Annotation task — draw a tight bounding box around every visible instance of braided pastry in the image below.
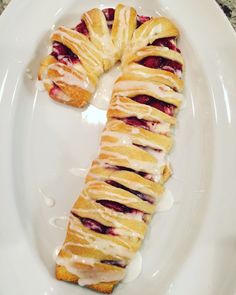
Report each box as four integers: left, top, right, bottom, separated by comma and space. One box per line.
39, 4, 184, 294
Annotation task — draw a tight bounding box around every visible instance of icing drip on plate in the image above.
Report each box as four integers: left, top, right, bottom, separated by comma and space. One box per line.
157, 189, 174, 212
91, 65, 121, 110
39, 188, 55, 208
122, 251, 142, 283
49, 216, 68, 230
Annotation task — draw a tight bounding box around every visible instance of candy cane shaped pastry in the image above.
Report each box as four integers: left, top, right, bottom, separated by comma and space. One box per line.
37, 4, 185, 294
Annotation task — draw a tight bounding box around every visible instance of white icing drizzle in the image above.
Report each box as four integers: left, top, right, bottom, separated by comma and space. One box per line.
84, 185, 140, 205
67, 252, 98, 266
68, 214, 135, 259
49, 216, 68, 230
53, 245, 62, 261
99, 134, 167, 176
122, 251, 142, 283
101, 130, 133, 147
144, 147, 167, 168
115, 6, 131, 55
102, 127, 166, 153
48, 63, 95, 92
100, 147, 160, 175
156, 189, 174, 212
35, 80, 45, 91
127, 21, 163, 56
69, 167, 88, 177
113, 80, 183, 102
83, 12, 117, 65
72, 207, 143, 239
110, 98, 172, 133
84, 12, 93, 25
106, 174, 157, 199
126, 63, 180, 90
52, 27, 103, 73
26, 68, 34, 80
107, 20, 114, 26
146, 120, 171, 134
73, 62, 88, 74
73, 203, 143, 222
131, 127, 140, 134
91, 65, 121, 110
39, 188, 55, 208
147, 24, 162, 40
56, 255, 125, 286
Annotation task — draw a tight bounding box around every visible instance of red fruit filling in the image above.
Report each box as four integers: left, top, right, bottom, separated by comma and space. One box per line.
134, 143, 162, 153
122, 117, 150, 130
72, 213, 116, 235
137, 15, 151, 28
102, 8, 115, 29
139, 56, 182, 74
51, 42, 80, 65
49, 82, 61, 97
121, 117, 166, 135
101, 260, 126, 268
106, 180, 155, 204
132, 95, 176, 116
97, 199, 141, 214
104, 164, 156, 183
152, 37, 181, 53
75, 20, 89, 36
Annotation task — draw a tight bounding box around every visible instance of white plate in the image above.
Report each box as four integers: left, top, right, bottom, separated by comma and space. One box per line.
1, 0, 236, 294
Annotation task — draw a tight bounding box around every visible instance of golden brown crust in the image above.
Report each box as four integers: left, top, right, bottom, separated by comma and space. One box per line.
82, 8, 119, 70
122, 45, 184, 69
56, 265, 116, 293
104, 119, 173, 151
107, 96, 176, 126
85, 161, 164, 198
123, 63, 184, 92
113, 76, 183, 107
111, 4, 137, 58
51, 26, 104, 76
122, 17, 179, 66
46, 6, 185, 294
38, 55, 97, 108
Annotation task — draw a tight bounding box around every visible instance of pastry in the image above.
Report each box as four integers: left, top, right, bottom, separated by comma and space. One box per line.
111, 4, 137, 58
39, 3, 185, 293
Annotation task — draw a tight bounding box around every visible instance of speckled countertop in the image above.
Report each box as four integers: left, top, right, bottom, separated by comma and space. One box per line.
0, 0, 236, 29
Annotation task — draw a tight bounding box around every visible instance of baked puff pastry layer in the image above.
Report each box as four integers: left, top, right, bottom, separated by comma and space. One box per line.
39, 3, 185, 294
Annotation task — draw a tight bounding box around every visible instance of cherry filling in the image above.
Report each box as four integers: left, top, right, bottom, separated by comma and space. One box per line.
75, 20, 89, 36
49, 82, 61, 97
122, 117, 163, 134
122, 117, 150, 130
102, 8, 115, 29
132, 95, 176, 116
104, 164, 156, 183
101, 260, 126, 268
72, 213, 116, 235
106, 180, 155, 204
97, 199, 141, 214
134, 143, 162, 153
139, 56, 182, 75
51, 42, 80, 65
152, 37, 181, 53
136, 15, 151, 28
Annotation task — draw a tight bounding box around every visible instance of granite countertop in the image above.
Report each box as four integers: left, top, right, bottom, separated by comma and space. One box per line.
0, 0, 236, 29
